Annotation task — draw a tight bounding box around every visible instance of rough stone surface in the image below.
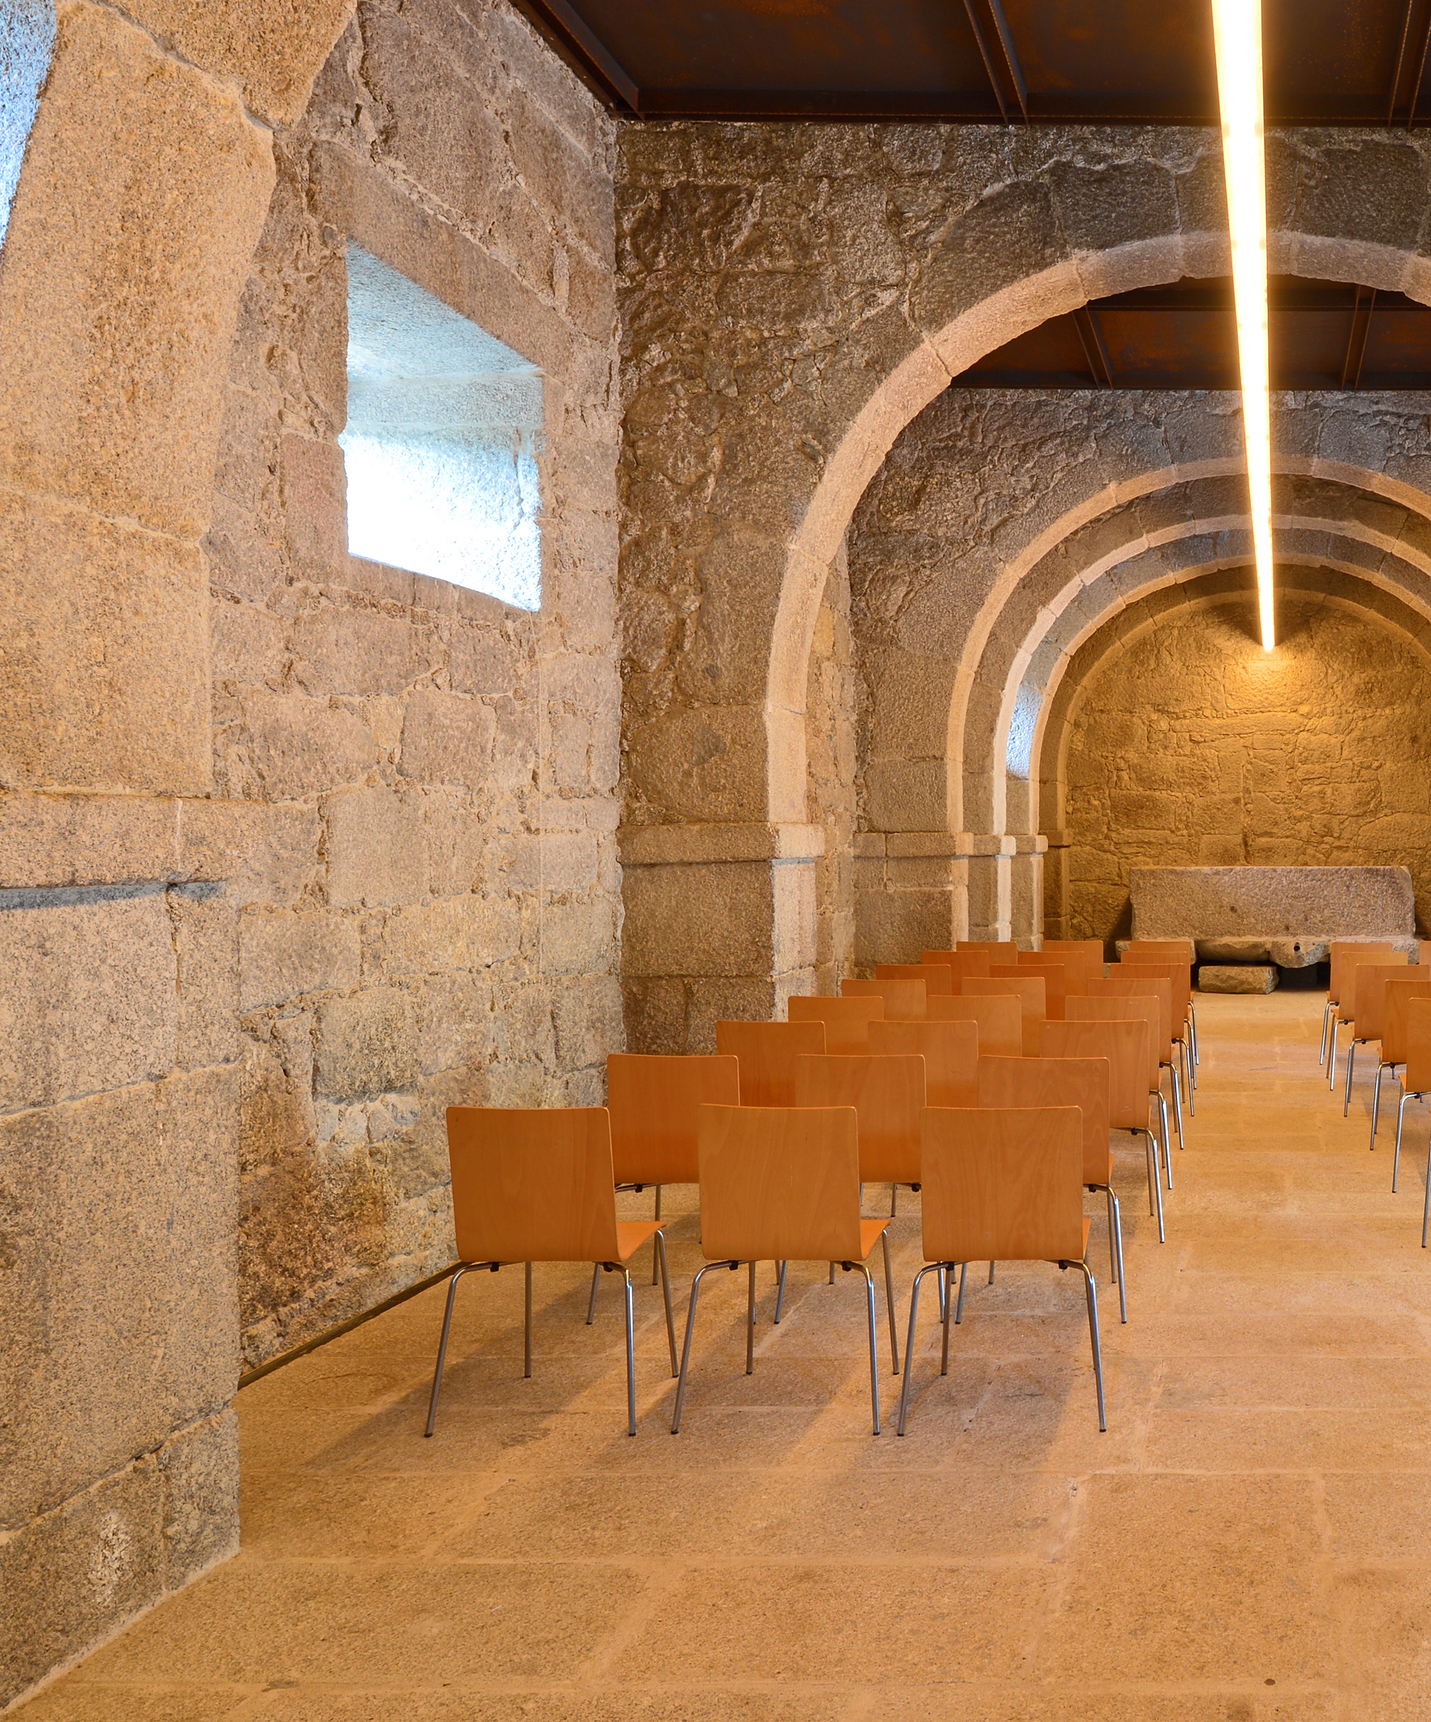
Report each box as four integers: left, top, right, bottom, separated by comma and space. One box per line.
1198, 963, 1280, 993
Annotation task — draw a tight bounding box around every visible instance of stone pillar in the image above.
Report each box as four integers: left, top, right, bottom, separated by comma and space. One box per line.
1042, 828, 1071, 941
852, 833, 975, 970
620, 823, 824, 1051
1010, 835, 1048, 949
966, 835, 1017, 941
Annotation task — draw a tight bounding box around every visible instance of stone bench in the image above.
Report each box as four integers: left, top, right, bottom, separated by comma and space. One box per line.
1127, 865, 1417, 992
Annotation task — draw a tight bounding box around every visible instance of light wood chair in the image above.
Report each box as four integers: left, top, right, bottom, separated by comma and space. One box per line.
1084, 975, 1180, 1147
877, 961, 953, 994
1330, 951, 1409, 1096
1324, 941, 1397, 1071
977, 1053, 1126, 1322
1047, 1015, 1165, 1241
961, 973, 1046, 1055
1044, 938, 1106, 983
1374, 976, 1431, 1151
927, 993, 1022, 1057
996, 957, 1069, 1019
672, 1103, 896, 1433
789, 994, 884, 1054
842, 976, 927, 1021
1019, 950, 1087, 999
959, 940, 1020, 961
1118, 959, 1195, 1111
869, 1018, 979, 1106
896, 1105, 1106, 1435
606, 1051, 740, 1290
1341, 959, 1412, 1116
922, 948, 993, 985
716, 1019, 826, 1105
1127, 938, 1199, 1066
428, 1106, 679, 1438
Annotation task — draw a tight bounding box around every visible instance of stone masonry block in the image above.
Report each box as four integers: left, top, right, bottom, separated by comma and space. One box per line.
325, 785, 429, 908
0, 885, 178, 1114
239, 906, 361, 1009
400, 691, 499, 786
169, 884, 239, 1070
0, 2, 274, 538
314, 988, 420, 1099
379, 895, 521, 976
0, 486, 212, 796
622, 859, 778, 980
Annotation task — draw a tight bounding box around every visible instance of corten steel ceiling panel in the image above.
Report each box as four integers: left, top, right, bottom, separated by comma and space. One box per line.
514, 0, 1431, 122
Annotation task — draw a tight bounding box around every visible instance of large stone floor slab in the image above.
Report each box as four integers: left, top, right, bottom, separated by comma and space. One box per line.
19, 990, 1431, 1720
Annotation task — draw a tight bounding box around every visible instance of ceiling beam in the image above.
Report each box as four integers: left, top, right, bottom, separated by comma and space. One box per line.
507, 0, 640, 112
1341, 287, 1377, 389
962, 0, 1010, 124
985, 0, 1031, 123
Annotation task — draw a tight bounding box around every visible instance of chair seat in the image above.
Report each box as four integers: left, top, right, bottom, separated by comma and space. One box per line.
615, 1219, 664, 1262
859, 1216, 892, 1260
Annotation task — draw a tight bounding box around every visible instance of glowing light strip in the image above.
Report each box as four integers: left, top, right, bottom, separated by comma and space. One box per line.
1211, 0, 1275, 649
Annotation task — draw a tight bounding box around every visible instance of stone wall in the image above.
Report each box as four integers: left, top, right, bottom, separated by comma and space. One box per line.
0, 0, 620, 1705
1056, 594, 1431, 944
804, 540, 857, 993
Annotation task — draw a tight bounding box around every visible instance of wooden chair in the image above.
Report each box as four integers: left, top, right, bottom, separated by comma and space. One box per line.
922, 948, 993, 985
789, 994, 884, 1054
1049, 1015, 1165, 1241
842, 976, 927, 1021
1019, 950, 1086, 1000
877, 961, 953, 994
896, 1105, 1106, 1435
1044, 938, 1106, 983
606, 1051, 740, 1289
927, 993, 1022, 1057
1373, 976, 1431, 1151
716, 1019, 825, 1105
996, 957, 1069, 1019
1118, 960, 1194, 1112
428, 1106, 679, 1438
959, 940, 1019, 961
673, 1103, 896, 1433
1330, 951, 1409, 1095
1324, 941, 1397, 1071
961, 973, 1046, 1056
1341, 960, 1412, 1117
977, 1053, 1126, 1322
1127, 939, 1199, 1066
869, 1018, 979, 1106
1085, 974, 1181, 1146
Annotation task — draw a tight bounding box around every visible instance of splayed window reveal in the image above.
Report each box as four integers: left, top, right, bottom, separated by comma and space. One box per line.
0, 0, 55, 253
1006, 682, 1040, 782
340, 244, 544, 611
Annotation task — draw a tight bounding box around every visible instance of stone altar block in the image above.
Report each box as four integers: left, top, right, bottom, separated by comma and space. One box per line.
1130, 866, 1416, 967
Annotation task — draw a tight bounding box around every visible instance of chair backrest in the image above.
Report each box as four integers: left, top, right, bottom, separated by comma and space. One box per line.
1351, 961, 1414, 1041
1117, 960, 1190, 1032
788, 994, 884, 1054
841, 976, 927, 1020
959, 940, 1020, 961
1019, 950, 1086, 997
1042, 1017, 1151, 1131
1383, 975, 1431, 1063
1330, 940, 1397, 1003
716, 1019, 826, 1106
1407, 999, 1431, 1092
961, 974, 1046, 1055
926, 993, 1022, 1058
869, 1018, 979, 1106
696, 1103, 863, 1262
876, 961, 953, 995
446, 1106, 619, 1264
976, 1053, 1111, 1186
1067, 994, 1161, 1090
793, 1053, 926, 1184
995, 957, 1068, 1019
1126, 938, 1196, 964
1043, 938, 1106, 981
922, 948, 992, 983
919, 1105, 1085, 1265
607, 1053, 741, 1185
1338, 949, 1409, 1024
1086, 974, 1172, 1059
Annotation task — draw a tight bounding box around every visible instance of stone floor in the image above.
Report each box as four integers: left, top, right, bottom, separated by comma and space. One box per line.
19, 990, 1431, 1720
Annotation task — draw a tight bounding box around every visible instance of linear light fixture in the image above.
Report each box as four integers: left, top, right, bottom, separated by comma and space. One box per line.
1211, 0, 1276, 650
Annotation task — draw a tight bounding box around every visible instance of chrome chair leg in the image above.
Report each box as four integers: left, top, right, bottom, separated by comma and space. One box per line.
1072, 1259, 1108, 1431
671, 1259, 735, 1433
1162, 1065, 1181, 1141
1329, 1020, 1339, 1090
1142, 1127, 1166, 1242
654, 1230, 678, 1375
1157, 1094, 1174, 1189
937, 1264, 947, 1321
1372, 1062, 1392, 1150
953, 1259, 968, 1327
1169, 1059, 1187, 1142
1103, 1184, 1127, 1323
897, 1263, 944, 1435
988, 1261, 996, 1284
1179, 1036, 1195, 1114
425, 1261, 494, 1437
524, 1261, 533, 1380
651, 1185, 662, 1285
1190, 1001, 1200, 1068
1394, 1089, 1423, 1192
1320, 997, 1333, 1066
1422, 1133, 1431, 1248
746, 1260, 757, 1375
774, 1259, 789, 1323
1344, 1038, 1359, 1116
1143, 1126, 1157, 1217
881, 1229, 900, 1373
586, 1262, 600, 1325
854, 1260, 881, 1434
621, 1267, 637, 1436
890, 1183, 898, 1217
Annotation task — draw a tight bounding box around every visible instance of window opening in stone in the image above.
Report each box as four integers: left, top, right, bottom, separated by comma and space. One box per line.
340, 243, 544, 610
0, 0, 57, 254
